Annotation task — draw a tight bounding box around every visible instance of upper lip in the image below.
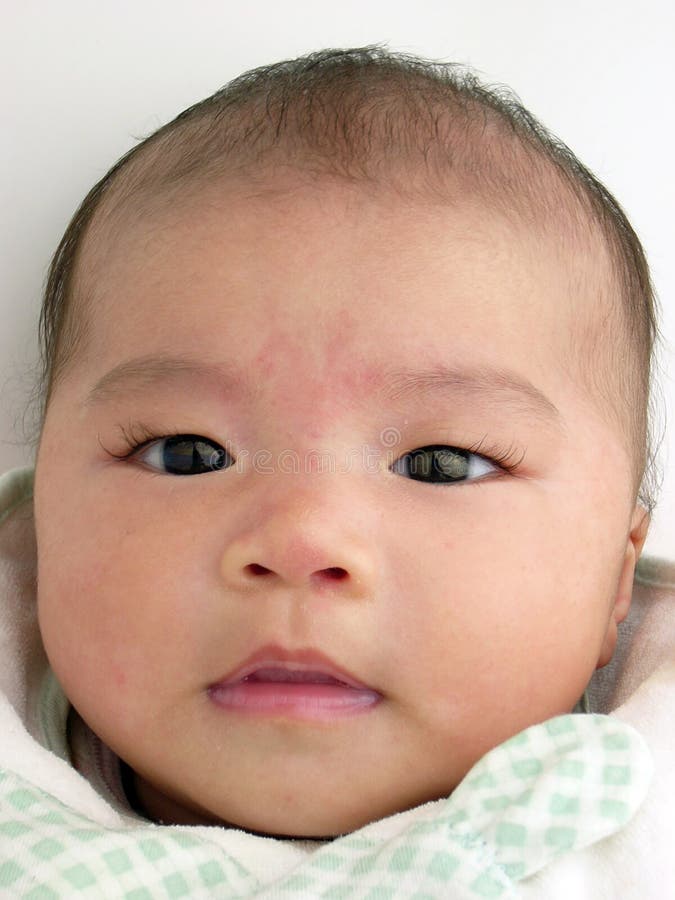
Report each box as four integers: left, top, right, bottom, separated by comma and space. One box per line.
211, 643, 375, 690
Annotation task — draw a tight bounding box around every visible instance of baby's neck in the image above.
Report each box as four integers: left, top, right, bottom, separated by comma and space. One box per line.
126, 762, 333, 839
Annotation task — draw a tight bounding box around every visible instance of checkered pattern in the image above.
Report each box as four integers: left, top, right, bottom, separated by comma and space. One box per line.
0, 713, 652, 898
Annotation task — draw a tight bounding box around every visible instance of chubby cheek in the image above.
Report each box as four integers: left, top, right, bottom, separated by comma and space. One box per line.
394, 594, 590, 782
36, 492, 212, 740
393, 487, 611, 754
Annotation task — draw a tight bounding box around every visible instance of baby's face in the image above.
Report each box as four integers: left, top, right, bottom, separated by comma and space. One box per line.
35, 177, 646, 837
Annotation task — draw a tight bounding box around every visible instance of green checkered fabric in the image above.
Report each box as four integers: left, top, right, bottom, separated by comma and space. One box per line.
0, 713, 652, 898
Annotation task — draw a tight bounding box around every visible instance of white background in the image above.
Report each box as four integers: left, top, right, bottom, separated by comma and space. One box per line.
1, 0, 673, 557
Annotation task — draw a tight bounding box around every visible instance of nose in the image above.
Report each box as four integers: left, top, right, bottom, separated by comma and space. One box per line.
219, 482, 377, 600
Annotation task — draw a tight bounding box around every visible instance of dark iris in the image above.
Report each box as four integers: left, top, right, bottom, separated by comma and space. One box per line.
398, 445, 470, 483
161, 436, 230, 475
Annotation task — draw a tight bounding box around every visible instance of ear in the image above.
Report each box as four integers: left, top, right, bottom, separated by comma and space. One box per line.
595, 504, 651, 669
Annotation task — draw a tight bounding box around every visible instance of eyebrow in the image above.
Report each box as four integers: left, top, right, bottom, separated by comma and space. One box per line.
84, 355, 255, 406
380, 363, 561, 425
84, 353, 562, 426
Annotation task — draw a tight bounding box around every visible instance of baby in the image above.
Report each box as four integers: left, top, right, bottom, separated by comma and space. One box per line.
1, 45, 672, 898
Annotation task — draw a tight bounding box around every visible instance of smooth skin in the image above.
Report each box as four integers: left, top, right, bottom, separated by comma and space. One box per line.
34, 178, 649, 837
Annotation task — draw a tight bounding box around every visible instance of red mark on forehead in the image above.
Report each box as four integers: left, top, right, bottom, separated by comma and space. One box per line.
244, 305, 402, 439
250, 306, 369, 396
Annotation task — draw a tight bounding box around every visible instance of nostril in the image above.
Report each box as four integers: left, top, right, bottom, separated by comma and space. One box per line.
244, 564, 348, 580
246, 563, 273, 576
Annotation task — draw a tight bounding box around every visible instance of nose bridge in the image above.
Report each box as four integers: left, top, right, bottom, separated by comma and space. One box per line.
219, 468, 378, 595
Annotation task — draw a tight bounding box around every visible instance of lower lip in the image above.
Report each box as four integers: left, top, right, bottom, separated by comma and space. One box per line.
208, 682, 381, 720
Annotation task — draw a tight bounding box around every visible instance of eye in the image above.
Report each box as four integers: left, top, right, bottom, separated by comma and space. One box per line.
391, 444, 498, 484
137, 434, 233, 476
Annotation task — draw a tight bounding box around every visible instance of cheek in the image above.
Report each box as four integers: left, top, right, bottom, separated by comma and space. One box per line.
35, 491, 213, 724
390, 484, 613, 715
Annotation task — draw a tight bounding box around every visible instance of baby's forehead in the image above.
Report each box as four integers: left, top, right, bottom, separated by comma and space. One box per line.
84, 173, 610, 380
72, 115, 618, 389
80, 166, 616, 390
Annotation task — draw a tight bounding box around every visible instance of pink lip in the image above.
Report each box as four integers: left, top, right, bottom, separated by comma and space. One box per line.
207, 644, 382, 720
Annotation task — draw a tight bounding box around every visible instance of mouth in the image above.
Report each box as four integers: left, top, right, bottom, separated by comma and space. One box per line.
207, 644, 382, 720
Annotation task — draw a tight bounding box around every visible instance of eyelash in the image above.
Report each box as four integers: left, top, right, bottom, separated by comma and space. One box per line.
458, 436, 525, 474
100, 422, 526, 477
100, 422, 185, 460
